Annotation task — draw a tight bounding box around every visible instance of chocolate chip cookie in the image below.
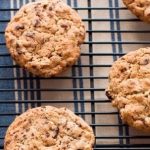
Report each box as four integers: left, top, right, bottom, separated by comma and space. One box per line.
123, 0, 150, 23
5, 0, 85, 77
106, 47, 150, 132
4, 106, 95, 150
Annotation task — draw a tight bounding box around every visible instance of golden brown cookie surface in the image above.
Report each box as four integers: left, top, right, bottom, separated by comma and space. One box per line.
106, 48, 150, 131
5, 0, 85, 77
123, 0, 150, 23
4, 106, 95, 150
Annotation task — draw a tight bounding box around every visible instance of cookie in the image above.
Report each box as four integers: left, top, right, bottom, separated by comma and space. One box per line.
4, 106, 95, 150
106, 47, 150, 132
5, 0, 85, 77
123, 0, 150, 23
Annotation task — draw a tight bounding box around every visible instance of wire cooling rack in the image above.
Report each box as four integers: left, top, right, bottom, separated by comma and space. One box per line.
1, 0, 150, 149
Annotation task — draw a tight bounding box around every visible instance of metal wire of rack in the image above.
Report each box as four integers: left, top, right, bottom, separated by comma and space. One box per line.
1, 0, 150, 149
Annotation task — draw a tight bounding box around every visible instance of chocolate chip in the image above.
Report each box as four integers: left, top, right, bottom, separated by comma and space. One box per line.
32, 65, 37, 69
16, 50, 22, 55
5, 141, 10, 146
15, 25, 24, 30
36, 12, 41, 17
23, 10, 27, 14
43, 4, 47, 9
139, 58, 149, 65
58, 53, 62, 57
61, 24, 68, 29
120, 67, 127, 72
105, 90, 113, 101
46, 132, 50, 138
31, 133, 34, 136
49, 7, 52, 11
14, 135, 18, 139
25, 128, 30, 132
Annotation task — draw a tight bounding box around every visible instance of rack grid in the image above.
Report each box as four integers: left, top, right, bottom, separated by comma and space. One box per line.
1, 0, 150, 149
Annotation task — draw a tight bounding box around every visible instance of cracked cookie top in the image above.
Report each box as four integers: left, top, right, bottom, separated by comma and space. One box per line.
106, 48, 150, 131
123, 0, 150, 23
5, 0, 85, 77
4, 106, 95, 150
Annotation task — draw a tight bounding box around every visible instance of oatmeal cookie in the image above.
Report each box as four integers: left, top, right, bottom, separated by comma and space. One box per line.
4, 106, 95, 150
5, 0, 85, 77
106, 47, 150, 131
123, 0, 150, 23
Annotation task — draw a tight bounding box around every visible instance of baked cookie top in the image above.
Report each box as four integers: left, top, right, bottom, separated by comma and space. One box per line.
5, 106, 95, 150
5, 0, 85, 77
123, 0, 150, 23
106, 48, 150, 131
